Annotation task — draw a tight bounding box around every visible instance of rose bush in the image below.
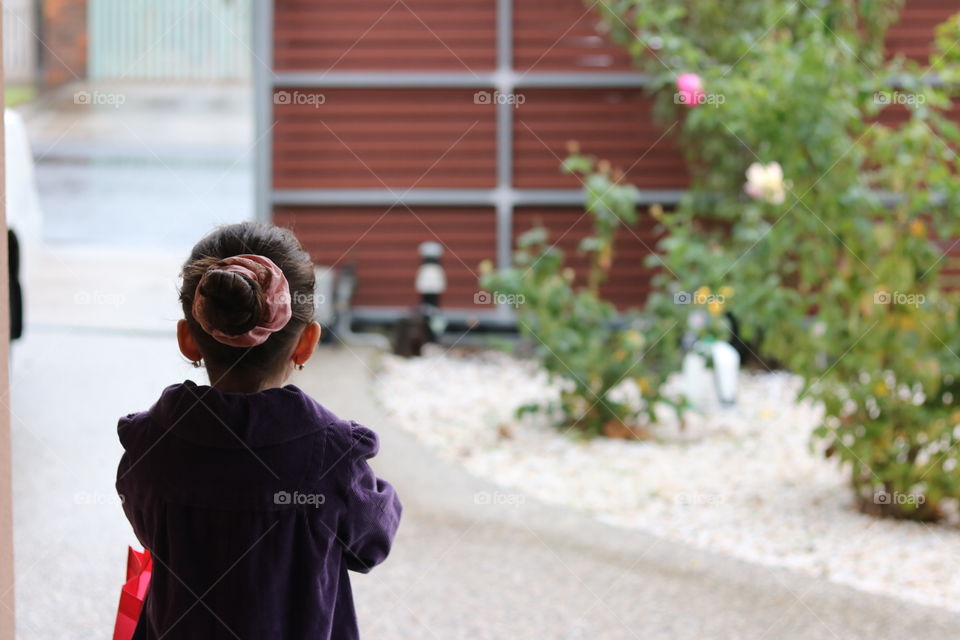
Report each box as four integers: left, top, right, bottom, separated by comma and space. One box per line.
480, 153, 682, 437
592, 0, 960, 519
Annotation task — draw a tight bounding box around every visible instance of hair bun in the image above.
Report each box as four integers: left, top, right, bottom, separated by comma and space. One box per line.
190, 254, 293, 347
196, 268, 265, 336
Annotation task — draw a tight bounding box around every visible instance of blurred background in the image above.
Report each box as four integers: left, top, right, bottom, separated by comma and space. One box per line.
4, 0, 951, 316
5, 1, 960, 639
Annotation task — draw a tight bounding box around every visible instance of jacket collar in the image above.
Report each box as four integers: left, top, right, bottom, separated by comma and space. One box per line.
150, 380, 331, 449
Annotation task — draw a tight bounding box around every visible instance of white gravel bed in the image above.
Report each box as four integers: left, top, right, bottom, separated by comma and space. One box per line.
374, 346, 960, 611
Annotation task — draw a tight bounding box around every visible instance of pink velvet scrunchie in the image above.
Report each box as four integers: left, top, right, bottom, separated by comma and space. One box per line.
191, 254, 292, 347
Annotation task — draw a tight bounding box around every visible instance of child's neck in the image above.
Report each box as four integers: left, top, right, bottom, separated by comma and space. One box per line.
205, 368, 289, 394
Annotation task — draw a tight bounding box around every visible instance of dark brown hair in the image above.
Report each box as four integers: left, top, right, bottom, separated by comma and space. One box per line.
179, 222, 315, 375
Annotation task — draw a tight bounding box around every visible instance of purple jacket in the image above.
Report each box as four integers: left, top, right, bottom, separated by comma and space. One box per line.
116, 381, 402, 639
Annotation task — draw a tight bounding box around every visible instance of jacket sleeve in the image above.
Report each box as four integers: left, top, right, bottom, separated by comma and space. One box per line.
335, 422, 402, 573
116, 414, 154, 550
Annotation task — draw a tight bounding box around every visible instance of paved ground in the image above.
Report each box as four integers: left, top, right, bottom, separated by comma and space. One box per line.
10, 82, 960, 638
7, 249, 960, 639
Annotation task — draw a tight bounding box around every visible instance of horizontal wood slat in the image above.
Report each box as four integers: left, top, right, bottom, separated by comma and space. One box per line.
272, 0, 956, 71
514, 89, 687, 189
275, 206, 496, 308
513, 0, 635, 72
273, 0, 496, 71
886, 2, 958, 61
513, 207, 663, 309
272, 89, 497, 189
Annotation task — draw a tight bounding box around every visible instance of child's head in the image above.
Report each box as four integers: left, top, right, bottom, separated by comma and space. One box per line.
177, 222, 321, 390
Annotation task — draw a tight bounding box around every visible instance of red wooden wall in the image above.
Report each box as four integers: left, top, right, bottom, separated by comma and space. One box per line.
270, 0, 959, 311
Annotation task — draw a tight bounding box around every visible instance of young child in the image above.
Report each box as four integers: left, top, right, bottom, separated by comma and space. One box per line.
116, 222, 402, 639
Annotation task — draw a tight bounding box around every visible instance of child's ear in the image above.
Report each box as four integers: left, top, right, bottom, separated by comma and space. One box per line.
292, 322, 322, 366
177, 319, 204, 363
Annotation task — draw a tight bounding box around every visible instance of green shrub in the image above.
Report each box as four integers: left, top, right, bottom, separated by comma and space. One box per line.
593, 0, 960, 519
480, 155, 681, 437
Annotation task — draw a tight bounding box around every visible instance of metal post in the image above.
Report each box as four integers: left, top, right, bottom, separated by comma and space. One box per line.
253, 0, 274, 223
495, 0, 514, 275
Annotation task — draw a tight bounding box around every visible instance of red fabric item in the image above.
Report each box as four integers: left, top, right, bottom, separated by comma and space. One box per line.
113, 547, 152, 640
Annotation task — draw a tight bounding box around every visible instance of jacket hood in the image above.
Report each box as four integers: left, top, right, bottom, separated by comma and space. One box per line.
121, 380, 332, 451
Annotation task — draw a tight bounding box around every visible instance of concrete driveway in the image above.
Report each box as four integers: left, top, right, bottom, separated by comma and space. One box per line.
9, 254, 960, 638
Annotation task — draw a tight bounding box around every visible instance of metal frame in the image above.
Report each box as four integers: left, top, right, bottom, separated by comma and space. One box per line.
253, 0, 662, 320
271, 188, 686, 208
253, 0, 657, 258
253, 0, 274, 224
272, 70, 653, 89
249, 0, 686, 324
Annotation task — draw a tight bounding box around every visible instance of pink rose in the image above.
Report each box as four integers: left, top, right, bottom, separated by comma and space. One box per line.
676, 73, 704, 107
